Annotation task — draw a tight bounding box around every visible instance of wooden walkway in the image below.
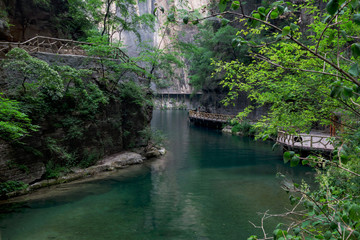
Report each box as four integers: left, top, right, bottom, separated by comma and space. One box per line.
0, 35, 130, 63
189, 110, 235, 124
189, 110, 335, 152
277, 130, 335, 151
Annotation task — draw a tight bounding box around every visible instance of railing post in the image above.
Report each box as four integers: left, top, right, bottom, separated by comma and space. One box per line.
310, 136, 313, 148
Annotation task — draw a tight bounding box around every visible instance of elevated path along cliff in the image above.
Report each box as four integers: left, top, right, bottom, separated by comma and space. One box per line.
0, 35, 130, 63
189, 110, 335, 152
188, 110, 235, 128
0, 35, 147, 78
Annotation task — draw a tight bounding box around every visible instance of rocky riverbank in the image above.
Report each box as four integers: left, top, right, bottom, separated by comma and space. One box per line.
2, 147, 166, 200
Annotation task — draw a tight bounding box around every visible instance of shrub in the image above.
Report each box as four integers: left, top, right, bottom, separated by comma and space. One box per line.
120, 81, 152, 107
45, 160, 69, 179
231, 121, 255, 136
0, 181, 28, 196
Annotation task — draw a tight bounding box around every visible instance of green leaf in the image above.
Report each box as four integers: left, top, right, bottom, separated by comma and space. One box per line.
221, 18, 230, 27
341, 154, 350, 164
302, 159, 309, 165
290, 23, 299, 31
354, 14, 360, 25
272, 143, 278, 151
258, 6, 266, 15
349, 205, 360, 221
219, 0, 228, 12
277, 5, 285, 15
183, 16, 189, 24
326, 0, 339, 15
290, 155, 300, 167
270, 11, 279, 19
192, 19, 199, 25
253, 12, 261, 20
293, 228, 301, 236
323, 231, 332, 240
351, 43, 360, 58
231, 1, 240, 10
167, 13, 175, 22
282, 26, 291, 36
330, 221, 337, 230
330, 85, 341, 98
342, 87, 353, 99
283, 151, 295, 163
351, 0, 360, 9
273, 229, 284, 238
159, 6, 165, 13
338, 30, 347, 40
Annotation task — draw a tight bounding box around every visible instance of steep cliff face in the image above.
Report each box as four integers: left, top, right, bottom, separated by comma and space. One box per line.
0, 0, 85, 42
0, 52, 153, 184
118, 0, 210, 94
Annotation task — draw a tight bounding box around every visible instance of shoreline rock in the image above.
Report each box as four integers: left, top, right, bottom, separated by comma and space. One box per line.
3, 148, 166, 200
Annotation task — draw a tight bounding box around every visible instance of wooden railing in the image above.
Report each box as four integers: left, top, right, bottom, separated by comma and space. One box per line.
277, 130, 335, 151
189, 110, 235, 123
0, 36, 129, 63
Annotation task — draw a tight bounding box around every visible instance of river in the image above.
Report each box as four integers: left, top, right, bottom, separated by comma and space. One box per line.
0, 110, 314, 240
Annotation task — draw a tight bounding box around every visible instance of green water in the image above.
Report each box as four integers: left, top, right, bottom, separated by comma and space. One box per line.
0, 110, 314, 240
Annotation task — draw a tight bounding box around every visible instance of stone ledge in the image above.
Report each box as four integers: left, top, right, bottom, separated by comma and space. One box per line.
3, 149, 166, 200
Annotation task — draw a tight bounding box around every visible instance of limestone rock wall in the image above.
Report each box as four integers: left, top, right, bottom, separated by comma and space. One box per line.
0, 53, 153, 184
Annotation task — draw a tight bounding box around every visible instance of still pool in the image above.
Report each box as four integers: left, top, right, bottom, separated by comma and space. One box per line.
0, 110, 314, 240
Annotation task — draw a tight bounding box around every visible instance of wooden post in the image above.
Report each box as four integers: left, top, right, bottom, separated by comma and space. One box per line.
310, 136, 313, 148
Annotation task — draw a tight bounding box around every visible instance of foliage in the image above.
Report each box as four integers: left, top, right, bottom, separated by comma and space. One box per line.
178, 0, 360, 239
181, 22, 249, 91
0, 94, 38, 141
70, 0, 155, 40
139, 127, 166, 147
135, 42, 185, 88
231, 120, 256, 136
2, 48, 64, 100
1, 48, 114, 170
80, 148, 103, 168
46, 137, 77, 167
120, 81, 152, 107
0, 181, 28, 196
45, 160, 70, 179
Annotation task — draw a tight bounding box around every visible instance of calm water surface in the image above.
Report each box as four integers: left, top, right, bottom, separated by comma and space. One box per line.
0, 110, 313, 240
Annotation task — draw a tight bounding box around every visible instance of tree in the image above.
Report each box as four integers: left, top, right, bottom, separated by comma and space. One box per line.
176, 0, 360, 239
0, 94, 38, 141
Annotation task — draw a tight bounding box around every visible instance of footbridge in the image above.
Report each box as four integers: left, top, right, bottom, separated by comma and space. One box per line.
189, 110, 335, 152
188, 110, 235, 128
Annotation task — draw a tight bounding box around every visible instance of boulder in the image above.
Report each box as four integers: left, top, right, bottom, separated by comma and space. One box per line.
0, 19, 12, 41
145, 147, 161, 159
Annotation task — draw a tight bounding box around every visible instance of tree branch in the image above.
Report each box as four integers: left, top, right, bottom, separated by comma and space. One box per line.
315, 0, 352, 54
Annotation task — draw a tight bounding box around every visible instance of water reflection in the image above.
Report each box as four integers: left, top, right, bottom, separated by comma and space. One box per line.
0, 110, 314, 240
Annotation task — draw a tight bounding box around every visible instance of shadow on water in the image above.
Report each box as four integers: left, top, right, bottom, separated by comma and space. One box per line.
0, 110, 315, 240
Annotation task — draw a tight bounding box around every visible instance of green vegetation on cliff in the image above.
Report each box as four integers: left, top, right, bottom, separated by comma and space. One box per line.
0, 47, 152, 181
